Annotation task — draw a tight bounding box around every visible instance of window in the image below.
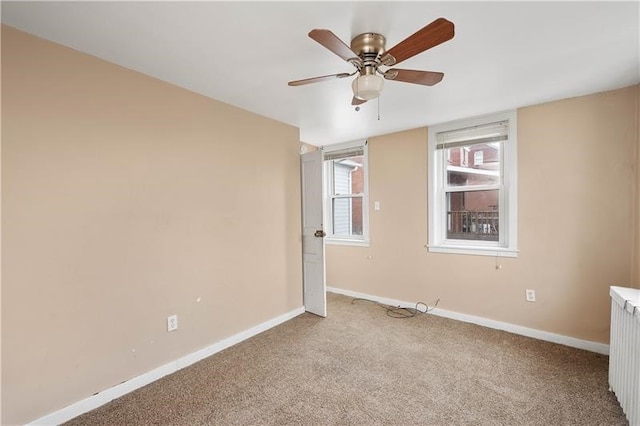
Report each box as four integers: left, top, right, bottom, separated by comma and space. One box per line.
428, 111, 517, 257
323, 141, 369, 246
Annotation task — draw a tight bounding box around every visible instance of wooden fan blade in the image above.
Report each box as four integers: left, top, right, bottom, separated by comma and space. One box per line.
309, 29, 360, 62
384, 69, 444, 86
381, 18, 454, 66
352, 97, 367, 106
288, 73, 351, 87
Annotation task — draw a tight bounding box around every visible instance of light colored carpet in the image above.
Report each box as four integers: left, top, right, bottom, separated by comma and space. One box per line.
65, 292, 627, 425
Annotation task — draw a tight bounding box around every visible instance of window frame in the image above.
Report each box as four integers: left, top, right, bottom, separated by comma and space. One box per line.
323, 140, 370, 247
428, 111, 518, 257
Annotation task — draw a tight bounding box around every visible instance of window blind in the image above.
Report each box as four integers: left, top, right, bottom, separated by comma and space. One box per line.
436, 120, 508, 150
323, 146, 364, 161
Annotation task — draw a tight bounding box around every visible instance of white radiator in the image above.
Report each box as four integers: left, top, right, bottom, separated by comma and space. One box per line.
609, 286, 640, 426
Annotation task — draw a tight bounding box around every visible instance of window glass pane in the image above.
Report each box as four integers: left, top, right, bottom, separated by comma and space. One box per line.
446, 190, 499, 241
332, 197, 363, 237
446, 143, 500, 187
332, 156, 364, 195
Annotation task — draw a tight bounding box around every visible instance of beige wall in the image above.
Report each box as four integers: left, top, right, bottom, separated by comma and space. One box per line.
1, 26, 303, 425
327, 85, 638, 344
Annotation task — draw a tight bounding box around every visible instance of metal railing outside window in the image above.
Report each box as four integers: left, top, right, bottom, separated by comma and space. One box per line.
447, 210, 499, 241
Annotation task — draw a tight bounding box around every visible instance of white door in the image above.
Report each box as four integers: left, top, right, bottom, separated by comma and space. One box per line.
301, 150, 326, 317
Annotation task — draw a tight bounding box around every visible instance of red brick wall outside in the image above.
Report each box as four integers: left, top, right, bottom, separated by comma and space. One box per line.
350, 155, 364, 235
447, 145, 499, 212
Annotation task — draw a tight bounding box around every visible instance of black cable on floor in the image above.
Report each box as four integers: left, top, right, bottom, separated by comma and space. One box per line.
351, 298, 439, 318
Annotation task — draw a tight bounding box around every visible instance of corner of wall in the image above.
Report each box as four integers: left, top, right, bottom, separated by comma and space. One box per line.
0, 22, 4, 425
635, 84, 640, 288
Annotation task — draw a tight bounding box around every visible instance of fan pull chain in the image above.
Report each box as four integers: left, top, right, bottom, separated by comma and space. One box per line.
377, 96, 381, 121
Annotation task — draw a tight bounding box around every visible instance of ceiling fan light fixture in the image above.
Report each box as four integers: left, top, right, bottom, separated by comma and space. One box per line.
352, 74, 384, 100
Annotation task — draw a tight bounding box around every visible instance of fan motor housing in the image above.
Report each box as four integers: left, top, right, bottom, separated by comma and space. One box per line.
350, 33, 386, 58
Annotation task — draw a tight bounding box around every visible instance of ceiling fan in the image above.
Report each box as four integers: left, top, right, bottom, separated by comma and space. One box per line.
288, 18, 455, 106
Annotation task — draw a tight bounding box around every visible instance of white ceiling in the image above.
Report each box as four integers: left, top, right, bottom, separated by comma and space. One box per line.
2, 1, 639, 146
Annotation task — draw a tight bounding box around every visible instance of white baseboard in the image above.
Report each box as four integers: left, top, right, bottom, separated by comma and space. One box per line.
327, 286, 609, 355
29, 287, 610, 425
27, 306, 306, 426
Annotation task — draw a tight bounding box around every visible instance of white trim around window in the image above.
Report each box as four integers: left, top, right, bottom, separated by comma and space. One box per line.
428, 111, 518, 257
323, 139, 370, 247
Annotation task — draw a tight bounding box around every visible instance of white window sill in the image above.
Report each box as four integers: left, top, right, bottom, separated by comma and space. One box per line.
325, 238, 370, 248
428, 244, 518, 258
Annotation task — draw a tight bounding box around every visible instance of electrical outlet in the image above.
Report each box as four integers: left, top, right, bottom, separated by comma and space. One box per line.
525, 289, 536, 302
167, 314, 178, 332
